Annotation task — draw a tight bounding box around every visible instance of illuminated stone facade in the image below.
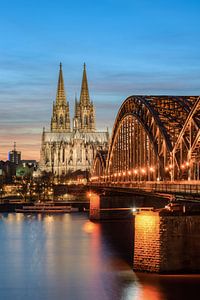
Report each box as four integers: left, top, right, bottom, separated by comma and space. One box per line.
40, 63, 109, 176
134, 211, 200, 273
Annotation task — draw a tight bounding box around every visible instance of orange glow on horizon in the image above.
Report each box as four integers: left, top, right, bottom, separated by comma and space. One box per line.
0, 133, 41, 161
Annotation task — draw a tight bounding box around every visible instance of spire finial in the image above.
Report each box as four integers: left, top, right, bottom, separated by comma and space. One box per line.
80, 63, 90, 105
14, 142, 16, 151
56, 63, 66, 103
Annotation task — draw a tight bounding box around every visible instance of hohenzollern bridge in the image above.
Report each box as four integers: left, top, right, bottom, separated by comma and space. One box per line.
91, 95, 200, 195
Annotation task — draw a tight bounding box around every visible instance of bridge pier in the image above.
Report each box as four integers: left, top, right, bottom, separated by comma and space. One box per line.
89, 192, 100, 220
89, 190, 200, 273
89, 190, 168, 220
134, 210, 200, 273
89, 192, 135, 220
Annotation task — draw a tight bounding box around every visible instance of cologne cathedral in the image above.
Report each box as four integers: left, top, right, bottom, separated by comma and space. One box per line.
40, 63, 109, 176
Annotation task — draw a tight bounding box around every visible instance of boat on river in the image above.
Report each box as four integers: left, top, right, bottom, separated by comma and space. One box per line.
15, 203, 73, 213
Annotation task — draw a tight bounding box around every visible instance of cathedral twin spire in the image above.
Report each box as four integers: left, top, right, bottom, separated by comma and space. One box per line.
80, 63, 90, 106
51, 63, 95, 133
56, 63, 66, 104
51, 63, 70, 132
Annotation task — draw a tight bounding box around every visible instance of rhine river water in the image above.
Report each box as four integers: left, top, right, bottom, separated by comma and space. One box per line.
0, 212, 200, 300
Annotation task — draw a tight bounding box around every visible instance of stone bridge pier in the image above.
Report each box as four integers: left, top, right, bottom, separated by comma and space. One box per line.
89, 191, 200, 273
89, 190, 168, 221
134, 210, 200, 273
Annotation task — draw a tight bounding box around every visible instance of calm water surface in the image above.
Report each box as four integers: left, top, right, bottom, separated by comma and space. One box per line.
0, 213, 200, 300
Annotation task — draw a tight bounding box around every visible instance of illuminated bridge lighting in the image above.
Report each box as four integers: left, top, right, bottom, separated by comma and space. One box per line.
91, 95, 200, 183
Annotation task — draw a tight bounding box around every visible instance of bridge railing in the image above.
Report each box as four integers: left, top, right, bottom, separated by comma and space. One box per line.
90, 180, 200, 195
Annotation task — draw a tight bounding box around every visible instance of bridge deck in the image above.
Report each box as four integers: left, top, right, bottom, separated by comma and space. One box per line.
90, 181, 200, 200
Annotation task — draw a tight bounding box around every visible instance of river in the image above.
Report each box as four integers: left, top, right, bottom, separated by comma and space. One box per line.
0, 213, 200, 300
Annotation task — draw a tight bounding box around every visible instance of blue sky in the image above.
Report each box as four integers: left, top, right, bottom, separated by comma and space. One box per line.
0, 0, 200, 159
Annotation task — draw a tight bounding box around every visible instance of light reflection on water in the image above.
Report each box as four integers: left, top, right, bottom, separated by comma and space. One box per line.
0, 213, 200, 300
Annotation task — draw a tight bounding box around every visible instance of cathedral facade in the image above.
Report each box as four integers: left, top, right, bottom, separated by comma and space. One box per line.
40, 63, 109, 176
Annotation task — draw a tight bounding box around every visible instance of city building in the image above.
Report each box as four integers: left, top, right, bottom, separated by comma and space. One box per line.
40, 63, 109, 176
8, 142, 21, 165
16, 160, 38, 178
0, 160, 16, 183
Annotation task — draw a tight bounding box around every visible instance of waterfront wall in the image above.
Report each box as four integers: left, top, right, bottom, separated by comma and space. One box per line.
134, 211, 200, 273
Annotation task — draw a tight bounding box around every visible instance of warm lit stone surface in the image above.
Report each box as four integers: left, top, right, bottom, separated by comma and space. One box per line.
134, 211, 200, 273
89, 193, 100, 220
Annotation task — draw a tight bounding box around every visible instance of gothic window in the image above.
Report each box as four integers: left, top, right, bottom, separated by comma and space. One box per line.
84, 115, 88, 125
74, 119, 78, 128
60, 115, 64, 125
63, 147, 65, 163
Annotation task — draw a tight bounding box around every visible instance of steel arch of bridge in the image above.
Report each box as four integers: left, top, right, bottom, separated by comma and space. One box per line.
92, 95, 200, 183
92, 150, 107, 180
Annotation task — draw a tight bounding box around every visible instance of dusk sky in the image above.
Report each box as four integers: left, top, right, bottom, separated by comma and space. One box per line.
0, 0, 200, 160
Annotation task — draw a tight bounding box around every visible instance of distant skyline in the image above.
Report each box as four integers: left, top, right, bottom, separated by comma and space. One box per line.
0, 0, 200, 160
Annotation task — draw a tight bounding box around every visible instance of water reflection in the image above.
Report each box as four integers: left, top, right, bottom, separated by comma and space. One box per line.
0, 213, 200, 300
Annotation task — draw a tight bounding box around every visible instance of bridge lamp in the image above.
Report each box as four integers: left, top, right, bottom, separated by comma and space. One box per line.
134, 170, 138, 175
165, 167, 169, 171
114, 173, 117, 177
118, 173, 121, 176
169, 164, 172, 169
128, 171, 131, 175
149, 167, 154, 172
181, 164, 185, 169
132, 207, 137, 213
123, 172, 126, 176
141, 169, 145, 174
186, 162, 189, 167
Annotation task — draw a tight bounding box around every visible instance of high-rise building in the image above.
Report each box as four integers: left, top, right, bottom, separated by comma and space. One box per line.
8, 142, 21, 165
40, 63, 109, 176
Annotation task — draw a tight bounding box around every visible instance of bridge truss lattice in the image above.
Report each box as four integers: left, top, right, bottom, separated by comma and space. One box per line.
92, 95, 200, 182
